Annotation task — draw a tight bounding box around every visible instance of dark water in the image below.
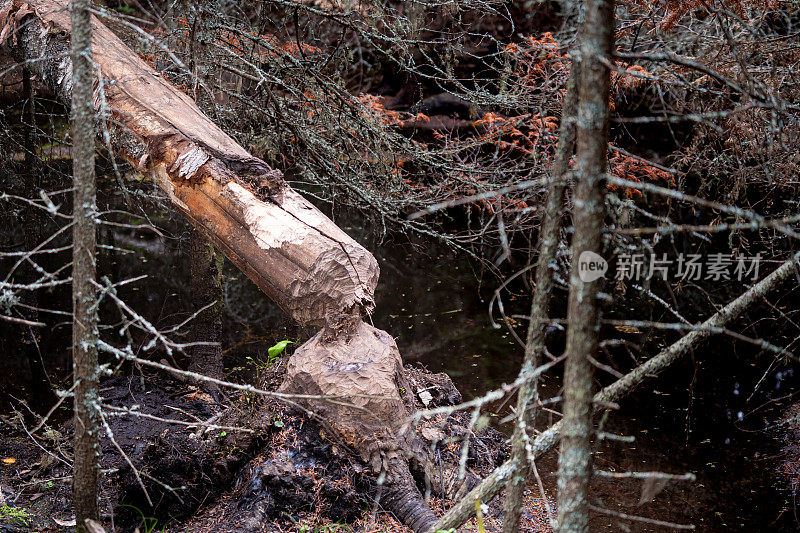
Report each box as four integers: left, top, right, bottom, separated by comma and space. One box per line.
369, 239, 521, 397
350, 215, 800, 531
2, 172, 799, 531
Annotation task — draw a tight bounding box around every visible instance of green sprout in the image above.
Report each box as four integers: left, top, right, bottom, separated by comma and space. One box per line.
268, 339, 293, 358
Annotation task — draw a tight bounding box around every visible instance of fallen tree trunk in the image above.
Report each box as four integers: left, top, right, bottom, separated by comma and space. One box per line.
1, 2, 440, 529
1, 0, 377, 328
428, 252, 800, 533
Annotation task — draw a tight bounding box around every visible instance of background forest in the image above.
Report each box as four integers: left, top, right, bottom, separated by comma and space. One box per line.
1, 0, 799, 531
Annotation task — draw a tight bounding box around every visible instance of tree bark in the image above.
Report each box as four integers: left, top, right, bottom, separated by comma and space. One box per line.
427, 253, 799, 533
70, 0, 100, 530
279, 315, 439, 532
21, 66, 37, 173
502, 65, 579, 533
188, 229, 224, 389
556, 1, 614, 531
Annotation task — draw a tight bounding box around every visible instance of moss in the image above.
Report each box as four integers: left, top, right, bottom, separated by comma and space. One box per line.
0, 505, 32, 526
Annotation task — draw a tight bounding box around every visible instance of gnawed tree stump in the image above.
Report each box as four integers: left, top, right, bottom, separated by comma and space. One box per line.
280, 314, 438, 532
281, 316, 407, 463
170, 367, 504, 533
0, 1, 442, 529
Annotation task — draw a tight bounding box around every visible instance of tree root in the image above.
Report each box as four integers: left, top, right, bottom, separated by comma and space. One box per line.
377, 456, 438, 533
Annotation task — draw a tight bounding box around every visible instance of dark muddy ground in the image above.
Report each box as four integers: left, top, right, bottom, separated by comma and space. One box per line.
3, 347, 799, 532
1, 366, 538, 533
1, 373, 265, 532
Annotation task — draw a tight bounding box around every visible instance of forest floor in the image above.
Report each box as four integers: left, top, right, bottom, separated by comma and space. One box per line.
0, 365, 557, 533
4, 362, 783, 532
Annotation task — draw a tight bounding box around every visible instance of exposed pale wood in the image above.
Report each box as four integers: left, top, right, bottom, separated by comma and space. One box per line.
279, 314, 439, 532
1, 0, 378, 326
280, 315, 407, 462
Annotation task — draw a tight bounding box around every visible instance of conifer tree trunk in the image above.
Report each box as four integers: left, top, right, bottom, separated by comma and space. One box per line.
70, 0, 100, 530
502, 64, 579, 533
556, 1, 614, 532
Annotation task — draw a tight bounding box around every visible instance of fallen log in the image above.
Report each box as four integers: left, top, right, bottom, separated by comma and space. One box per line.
1, 0, 377, 328
1, 1, 439, 529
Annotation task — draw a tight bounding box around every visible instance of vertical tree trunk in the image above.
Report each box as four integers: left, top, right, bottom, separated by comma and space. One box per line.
502, 65, 580, 533
556, 1, 614, 532
188, 228, 224, 389
70, 0, 100, 530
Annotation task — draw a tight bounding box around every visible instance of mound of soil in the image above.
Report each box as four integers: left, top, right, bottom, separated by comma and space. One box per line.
1, 373, 271, 531
1, 363, 520, 532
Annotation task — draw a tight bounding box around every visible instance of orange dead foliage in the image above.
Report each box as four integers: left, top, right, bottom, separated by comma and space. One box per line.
357, 94, 405, 126
217, 29, 322, 61
623, 0, 780, 31
504, 32, 568, 88
138, 17, 321, 78
609, 152, 675, 198
344, 32, 663, 211
474, 112, 559, 156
